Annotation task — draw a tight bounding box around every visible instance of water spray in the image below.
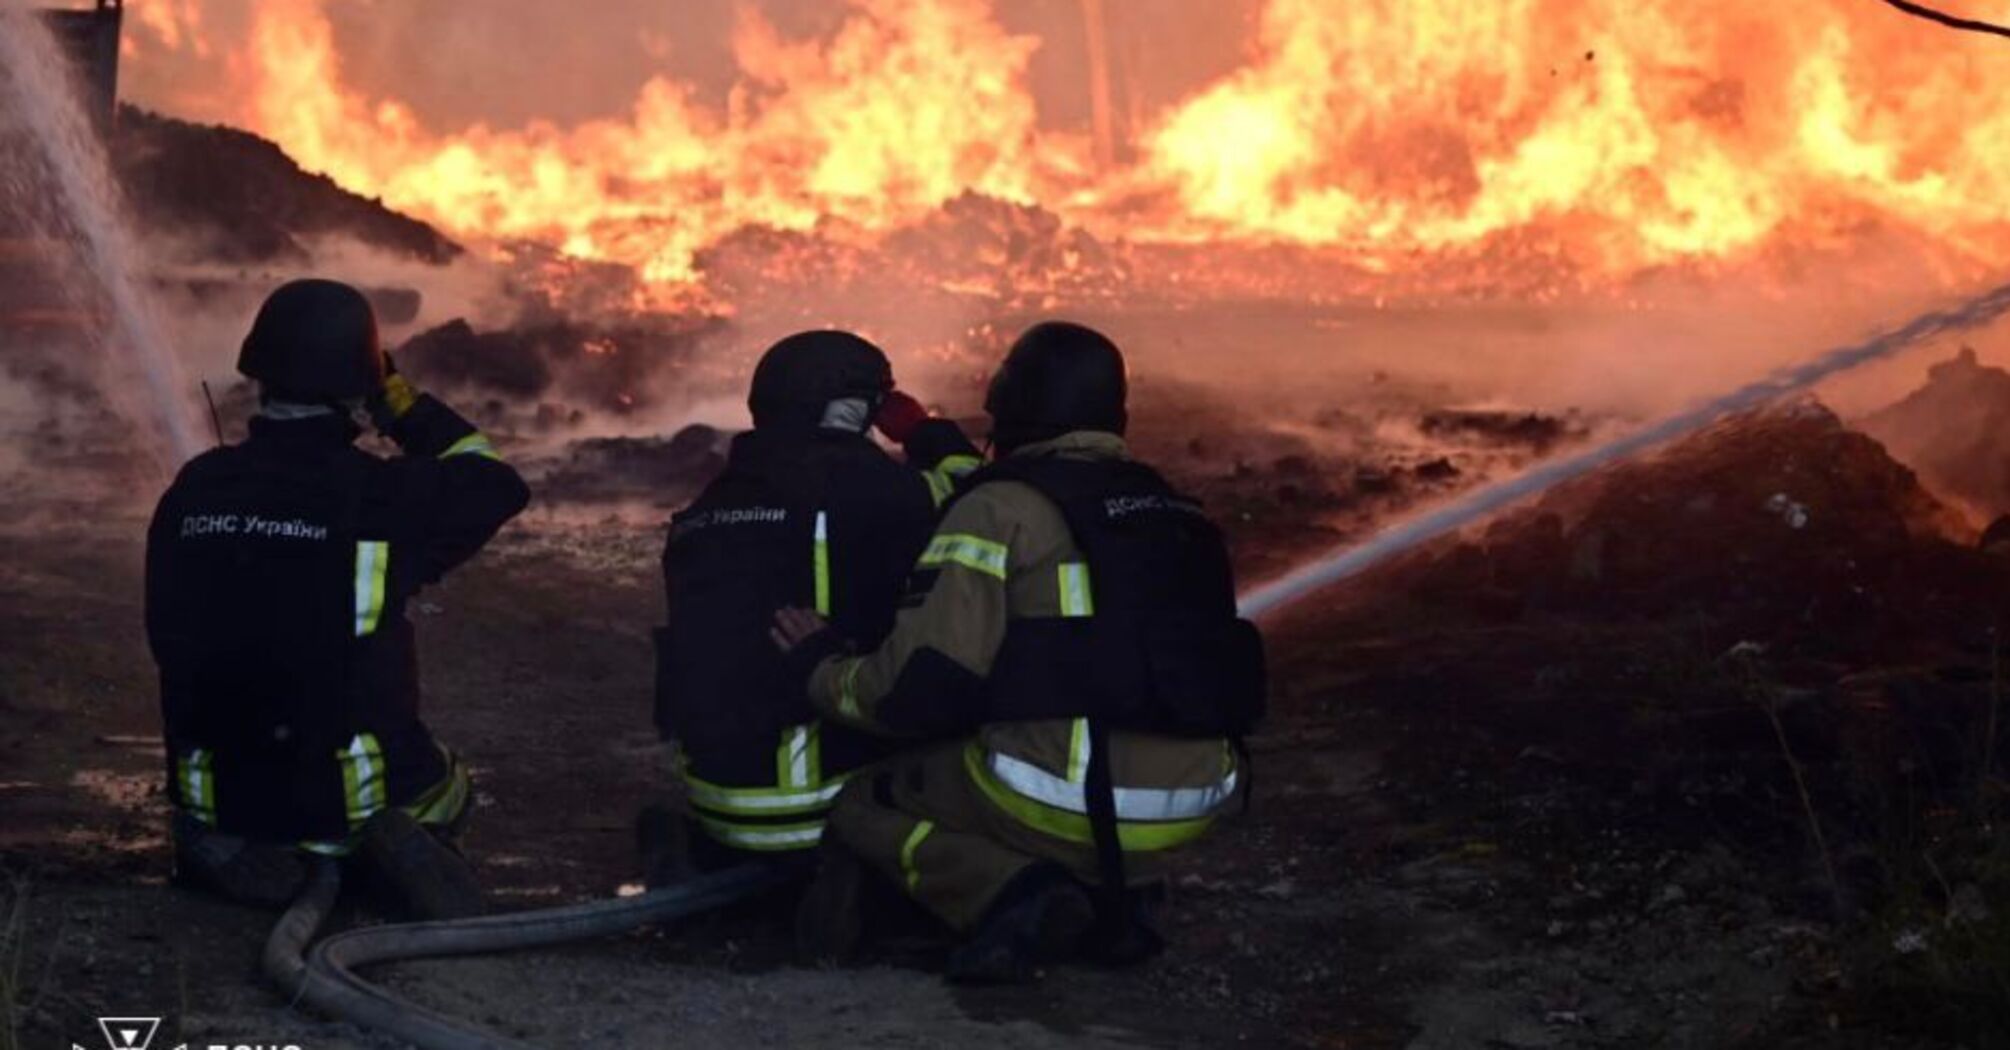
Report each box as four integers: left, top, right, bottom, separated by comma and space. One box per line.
0, 7, 202, 465
1237, 279, 2010, 621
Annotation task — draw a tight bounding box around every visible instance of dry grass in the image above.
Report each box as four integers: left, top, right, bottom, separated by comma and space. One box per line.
0, 879, 27, 1050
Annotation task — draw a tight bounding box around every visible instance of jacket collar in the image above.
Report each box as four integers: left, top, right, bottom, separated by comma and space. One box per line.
1007, 430, 1129, 461
245, 412, 361, 451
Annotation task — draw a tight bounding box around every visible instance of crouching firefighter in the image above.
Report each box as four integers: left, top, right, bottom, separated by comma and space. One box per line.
145, 279, 530, 917
773, 321, 1266, 983
647, 330, 980, 877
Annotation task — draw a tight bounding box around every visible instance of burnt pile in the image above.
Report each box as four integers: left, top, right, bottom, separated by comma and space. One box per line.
112, 107, 459, 266
1378, 402, 2000, 661
397, 314, 728, 424
1858, 347, 2010, 520
531, 426, 729, 507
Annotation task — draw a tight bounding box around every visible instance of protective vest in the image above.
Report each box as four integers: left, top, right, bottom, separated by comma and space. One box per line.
150, 426, 440, 844
968, 455, 1267, 737
958, 452, 1264, 947
657, 428, 938, 852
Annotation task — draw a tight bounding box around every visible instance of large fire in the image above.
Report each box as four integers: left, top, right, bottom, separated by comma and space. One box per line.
120, 0, 2010, 304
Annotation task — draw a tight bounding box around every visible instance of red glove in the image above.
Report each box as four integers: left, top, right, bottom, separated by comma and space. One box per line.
873, 390, 930, 443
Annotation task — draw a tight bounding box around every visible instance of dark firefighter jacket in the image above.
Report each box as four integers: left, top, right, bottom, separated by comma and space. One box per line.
657, 418, 980, 852
146, 396, 529, 847
806, 431, 1264, 858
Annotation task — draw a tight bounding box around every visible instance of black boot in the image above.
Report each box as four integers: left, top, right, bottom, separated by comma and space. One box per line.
170, 812, 308, 908
355, 810, 488, 921
635, 803, 695, 888
945, 865, 1094, 985
796, 836, 871, 965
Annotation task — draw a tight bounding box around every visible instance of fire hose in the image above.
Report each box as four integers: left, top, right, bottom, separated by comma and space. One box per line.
262, 280, 2010, 1048
263, 860, 791, 1050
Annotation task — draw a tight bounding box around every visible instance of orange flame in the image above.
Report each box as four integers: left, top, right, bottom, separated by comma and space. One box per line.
128, 0, 2010, 297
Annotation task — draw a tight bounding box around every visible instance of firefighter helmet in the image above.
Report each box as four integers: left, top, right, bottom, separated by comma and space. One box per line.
237, 279, 385, 402
984, 321, 1128, 453
748, 330, 894, 429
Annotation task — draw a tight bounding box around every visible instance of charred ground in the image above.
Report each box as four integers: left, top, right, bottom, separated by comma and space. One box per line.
4, 378, 2008, 1048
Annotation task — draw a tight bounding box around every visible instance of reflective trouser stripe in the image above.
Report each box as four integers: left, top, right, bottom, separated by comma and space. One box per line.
964, 745, 1216, 852
899, 820, 935, 892
1058, 562, 1094, 617
986, 748, 1236, 820
812, 511, 832, 616
685, 774, 847, 816
337, 733, 388, 829
693, 815, 825, 851
354, 541, 390, 636
178, 749, 216, 825
778, 722, 822, 791
303, 750, 469, 857
1066, 718, 1091, 783
440, 432, 502, 461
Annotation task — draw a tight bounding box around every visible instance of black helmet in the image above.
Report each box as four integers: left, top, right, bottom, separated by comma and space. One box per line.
984, 321, 1127, 453
238, 279, 384, 402
748, 330, 893, 430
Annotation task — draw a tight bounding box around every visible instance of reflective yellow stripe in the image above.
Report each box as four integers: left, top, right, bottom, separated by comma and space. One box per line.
1066, 718, 1090, 784
899, 819, 935, 892
812, 511, 832, 616
440, 432, 502, 461
179, 749, 216, 825
836, 660, 864, 722
693, 814, 825, 851
918, 533, 1009, 579
1058, 562, 1094, 617
962, 744, 1215, 852
924, 470, 954, 507
337, 733, 387, 829
685, 773, 848, 816
354, 541, 389, 637
923, 454, 984, 508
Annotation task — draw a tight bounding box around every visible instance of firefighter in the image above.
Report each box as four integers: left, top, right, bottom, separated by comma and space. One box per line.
146, 279, 529, 917
772, 321, 1265, 983
648, 330, 980, 877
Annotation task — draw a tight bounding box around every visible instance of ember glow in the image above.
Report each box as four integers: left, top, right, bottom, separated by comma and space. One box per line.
120, 0, 2010, 302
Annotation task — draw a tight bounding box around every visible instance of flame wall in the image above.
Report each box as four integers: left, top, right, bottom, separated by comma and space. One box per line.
117, 0, 2010, 299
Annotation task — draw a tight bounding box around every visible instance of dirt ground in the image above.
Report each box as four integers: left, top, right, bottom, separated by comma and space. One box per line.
0, 414, 1998, 1050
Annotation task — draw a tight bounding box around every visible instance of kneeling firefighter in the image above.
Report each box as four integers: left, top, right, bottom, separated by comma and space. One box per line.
772, 321, 1265, 983
650, 330, 980, 874
146, 279, 530, 916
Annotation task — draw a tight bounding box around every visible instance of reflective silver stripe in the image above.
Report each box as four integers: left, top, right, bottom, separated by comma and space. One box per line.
181, 748, 215, 823
1058, 562, 1094, 617
985, 750, 1235, 821
784, 724, 813, 790
340, 733, 387, 827
354, 541, 389, 636
684, 777, 846, 814
701, 821, 825, 849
